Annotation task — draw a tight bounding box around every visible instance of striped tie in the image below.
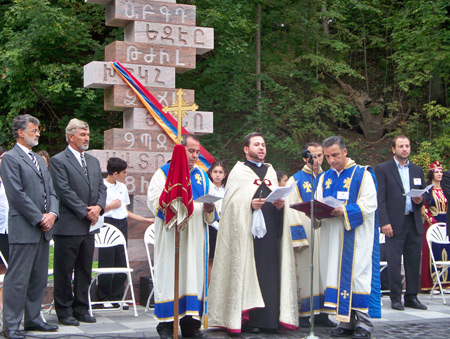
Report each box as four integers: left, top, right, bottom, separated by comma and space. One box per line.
29, 151, 40, 172
80, 153, 88, 177
29, 151, 47, 211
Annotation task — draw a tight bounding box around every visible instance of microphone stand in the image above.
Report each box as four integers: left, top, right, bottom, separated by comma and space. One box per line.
306, 155, 319, 339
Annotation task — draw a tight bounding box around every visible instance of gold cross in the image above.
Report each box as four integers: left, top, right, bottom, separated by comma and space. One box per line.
194, 173, 202, 185
343, 177, 351, 189
303, 181, 312, 193
162, 88, 199, 144
325, 178, 332, 189
340, 290, 350, 299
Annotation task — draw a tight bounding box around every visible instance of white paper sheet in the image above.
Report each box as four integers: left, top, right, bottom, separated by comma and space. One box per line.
265, 180, 298, 203
89, 215, 104, 233
194, 194, 224, 203
403, 184, 433, 198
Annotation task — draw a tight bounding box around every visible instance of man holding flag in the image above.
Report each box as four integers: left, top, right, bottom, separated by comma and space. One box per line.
147, 134, 216, 339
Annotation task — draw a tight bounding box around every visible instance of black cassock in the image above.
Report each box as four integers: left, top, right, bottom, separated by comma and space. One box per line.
244, 160, 283, 330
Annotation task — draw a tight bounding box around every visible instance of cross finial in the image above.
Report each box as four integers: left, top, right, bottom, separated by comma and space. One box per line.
162, 88, 199, 144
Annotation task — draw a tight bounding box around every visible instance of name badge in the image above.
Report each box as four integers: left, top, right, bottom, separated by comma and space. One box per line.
337, 191, 349, 200
413, 178, 421, 185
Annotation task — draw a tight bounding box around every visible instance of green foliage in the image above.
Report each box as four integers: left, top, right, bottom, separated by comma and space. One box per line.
0, 0, 449, 175
410, 141, 444, 174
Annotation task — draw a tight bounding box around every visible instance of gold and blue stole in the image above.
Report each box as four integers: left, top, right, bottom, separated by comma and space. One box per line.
322, 163, 381, 320
290, 167, 322, 243
157, 163, 217, 221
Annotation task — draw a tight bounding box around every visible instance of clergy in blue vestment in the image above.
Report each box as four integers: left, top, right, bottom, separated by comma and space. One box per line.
284, 142, 336, 328
316, 136, 380, 339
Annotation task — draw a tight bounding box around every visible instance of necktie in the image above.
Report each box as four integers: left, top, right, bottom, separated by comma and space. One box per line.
80, 153, 89, 177
29, 151, 47, 211
29, 151, 40, 172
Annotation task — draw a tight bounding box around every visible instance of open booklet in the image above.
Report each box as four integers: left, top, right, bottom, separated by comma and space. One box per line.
290, 196, 343, 220
265, 180, 298, 203
403, 184, 433, 198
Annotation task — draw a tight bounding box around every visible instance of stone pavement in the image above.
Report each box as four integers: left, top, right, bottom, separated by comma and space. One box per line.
26, 293, 450, 339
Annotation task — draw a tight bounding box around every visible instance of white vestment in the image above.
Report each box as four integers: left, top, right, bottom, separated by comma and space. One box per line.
284, 166, 333, 316
208, 161, 298, 332
316, 160, 378, 322
147, 165, 215, 322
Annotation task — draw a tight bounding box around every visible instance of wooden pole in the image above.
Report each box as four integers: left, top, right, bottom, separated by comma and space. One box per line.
174, 230, 180, 339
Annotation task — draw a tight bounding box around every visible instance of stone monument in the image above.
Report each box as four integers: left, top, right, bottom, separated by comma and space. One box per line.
84, 0, 214, 301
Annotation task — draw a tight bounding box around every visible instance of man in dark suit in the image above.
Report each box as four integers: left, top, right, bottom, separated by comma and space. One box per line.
0, 114, 59, 339
50, 118, 106, 326
375, 135, 427, 311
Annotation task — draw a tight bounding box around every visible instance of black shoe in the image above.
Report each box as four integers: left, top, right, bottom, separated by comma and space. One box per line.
404, 296, 427, 310
315, 313, 337, 327
315, 318, 337, 327
299, 317, 310, 328
112, 303, 130, 310
159, 328, 173, 339
241, 324, 260, 333
391, 301, 405, 310
331, 327, 354, 337
74, 313, 96, 323
188, 329, 208, 338
58, 316, 80, 326
24, 322, 58, 332
352, 327, 371, 339
158, 328, 173, 339
2, 330, 25, 339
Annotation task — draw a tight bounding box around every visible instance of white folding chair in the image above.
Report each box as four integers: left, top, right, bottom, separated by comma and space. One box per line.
144, 224, 155, 312
427, 222, 450, 304
88, 223, 138, 317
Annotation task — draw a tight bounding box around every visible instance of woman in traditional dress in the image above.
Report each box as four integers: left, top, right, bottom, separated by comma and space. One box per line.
421, 160, 448, 290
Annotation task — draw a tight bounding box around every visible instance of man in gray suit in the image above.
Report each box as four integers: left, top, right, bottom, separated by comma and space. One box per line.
50, 118, 106, 326
0, 114, 59, 339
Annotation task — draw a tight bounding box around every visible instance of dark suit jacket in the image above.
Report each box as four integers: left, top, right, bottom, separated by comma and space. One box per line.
375, 158, 426, 235
50, 147, 106, 236
441, 170, 450, 236
0, 144, 58, 243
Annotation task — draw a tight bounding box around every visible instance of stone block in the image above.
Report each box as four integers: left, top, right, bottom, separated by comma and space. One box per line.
104, 128, 175, 152
106, 0, 195, 27
84, 61, 175, 88
87, 149, 173, 174
132, 194, 154, 217
105, 41, 195, 72
105, 85, 195, 111
86, 0, 176, 4
124, 21, 213, 54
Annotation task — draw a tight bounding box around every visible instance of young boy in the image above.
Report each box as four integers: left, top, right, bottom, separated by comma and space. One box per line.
98, 157, 154, 308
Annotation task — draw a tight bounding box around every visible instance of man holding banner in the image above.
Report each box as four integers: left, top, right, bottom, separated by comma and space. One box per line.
147, 134, 216, 339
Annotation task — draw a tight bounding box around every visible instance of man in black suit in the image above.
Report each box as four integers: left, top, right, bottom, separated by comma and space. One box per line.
0, 114, 59, 339
50, 118, 106, 326
375, 135, 427, 311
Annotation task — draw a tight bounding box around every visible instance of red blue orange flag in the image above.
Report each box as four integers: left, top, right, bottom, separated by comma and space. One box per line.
110, 60, 215, 171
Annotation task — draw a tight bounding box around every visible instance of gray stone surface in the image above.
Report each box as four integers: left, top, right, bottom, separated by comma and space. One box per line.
28, 293, 450, 338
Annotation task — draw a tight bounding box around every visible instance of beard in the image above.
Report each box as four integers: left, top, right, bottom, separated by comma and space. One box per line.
247, 149, 265, 162
79, 143, 89, 152
24, 134, 38, 148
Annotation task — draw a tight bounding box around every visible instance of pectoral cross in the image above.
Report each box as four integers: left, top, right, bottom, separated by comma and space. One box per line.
162, 88, 199, 144
343, 177, 351, 189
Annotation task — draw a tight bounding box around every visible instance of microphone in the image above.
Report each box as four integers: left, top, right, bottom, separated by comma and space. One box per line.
302, 149, 317, 159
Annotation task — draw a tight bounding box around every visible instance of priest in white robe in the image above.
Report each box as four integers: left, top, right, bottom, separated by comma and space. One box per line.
284, 142, 336, 328
316, 136, 380, 339
147, 135, 216, 339
208, 132, 298, 333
